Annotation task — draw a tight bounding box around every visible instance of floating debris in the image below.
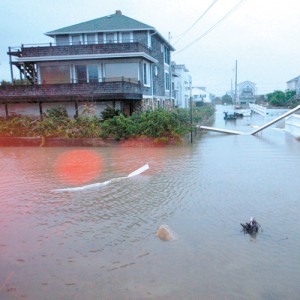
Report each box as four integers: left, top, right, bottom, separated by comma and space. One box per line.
156, 225, 176, 241
54, 163, 149, 192
241, 217, 262, 234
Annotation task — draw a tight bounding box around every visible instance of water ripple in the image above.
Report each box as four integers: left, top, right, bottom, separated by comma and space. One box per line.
1, 128, 300, 300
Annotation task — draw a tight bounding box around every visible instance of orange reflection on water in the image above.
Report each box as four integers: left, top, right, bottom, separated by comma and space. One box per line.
54, 150, 103, 185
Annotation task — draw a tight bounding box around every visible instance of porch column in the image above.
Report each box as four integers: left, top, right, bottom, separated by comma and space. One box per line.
74, 100, 79, 118
39, 102, 43, 119
5, 103, 8, 118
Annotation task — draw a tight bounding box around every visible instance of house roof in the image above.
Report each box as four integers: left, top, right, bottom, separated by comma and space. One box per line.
46, 11, 154, 35
286, 75, 300, 83
45, 10, 174, 50
237, 80, 256, 86
173, 64, 189, 72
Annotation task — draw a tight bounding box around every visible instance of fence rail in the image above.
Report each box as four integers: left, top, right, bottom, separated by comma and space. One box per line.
9, 40, 149, 53
249, 103, 267, 116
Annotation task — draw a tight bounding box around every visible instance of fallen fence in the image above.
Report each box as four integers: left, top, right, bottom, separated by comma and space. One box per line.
199, 105, 300, 136
249, 103, 267, 116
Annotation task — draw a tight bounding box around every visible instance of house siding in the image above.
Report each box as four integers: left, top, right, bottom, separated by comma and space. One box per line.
151, 35, 168, 97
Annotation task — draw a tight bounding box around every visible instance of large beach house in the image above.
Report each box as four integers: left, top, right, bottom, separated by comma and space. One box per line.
237, 81, 256, 106
0, 10, 175, 117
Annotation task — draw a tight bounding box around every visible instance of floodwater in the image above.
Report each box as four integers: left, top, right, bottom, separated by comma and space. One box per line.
1, 105, 300, 300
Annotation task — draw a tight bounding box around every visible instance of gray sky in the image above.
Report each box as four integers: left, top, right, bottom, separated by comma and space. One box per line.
0, 0, 299, 96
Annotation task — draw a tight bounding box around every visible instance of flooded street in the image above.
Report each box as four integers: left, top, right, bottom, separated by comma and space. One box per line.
1, 106, 300, 299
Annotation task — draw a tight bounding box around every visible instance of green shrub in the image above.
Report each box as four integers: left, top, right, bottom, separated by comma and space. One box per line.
0, 116, 35, 137
100, 114, 134, 140
44, 106, 68, 121
0, 105, 214, 139
69, 116, 102, 138
100, 106, 122, 121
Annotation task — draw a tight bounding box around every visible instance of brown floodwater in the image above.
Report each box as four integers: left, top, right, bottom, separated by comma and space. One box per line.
1, 106, 300, 299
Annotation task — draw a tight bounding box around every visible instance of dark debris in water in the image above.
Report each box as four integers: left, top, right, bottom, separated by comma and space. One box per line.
241, 218, 262, 235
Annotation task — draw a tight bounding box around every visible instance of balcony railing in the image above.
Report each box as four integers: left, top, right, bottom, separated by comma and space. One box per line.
8, 41, 152, 58
0, 80, 143, 103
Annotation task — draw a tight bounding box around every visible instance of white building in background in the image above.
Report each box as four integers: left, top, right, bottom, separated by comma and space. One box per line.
237, 81, 256, 105
172, 63, 192, 108
285, 74, 300, 139
192, 86, 214, 105
286, 75, 300, 96
286, 76, 299, 90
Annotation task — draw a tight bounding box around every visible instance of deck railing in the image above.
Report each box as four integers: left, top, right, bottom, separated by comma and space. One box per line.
0, 80, 144, 103
8, 41, 152, 58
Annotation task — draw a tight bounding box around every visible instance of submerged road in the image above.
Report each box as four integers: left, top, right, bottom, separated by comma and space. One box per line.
200, 104, 300, 135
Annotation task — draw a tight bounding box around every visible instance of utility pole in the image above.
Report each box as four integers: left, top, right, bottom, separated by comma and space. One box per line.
190, 79, 193, 143
234, 60, 238, 107
231, 78, 233, 104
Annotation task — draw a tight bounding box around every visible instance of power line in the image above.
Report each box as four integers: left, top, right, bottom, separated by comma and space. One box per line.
174, 0, 248, 55
173, 0, 219, 45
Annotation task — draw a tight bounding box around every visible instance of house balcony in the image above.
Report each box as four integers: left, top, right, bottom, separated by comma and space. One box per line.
0, 79, 143, 104
240, 90, 255, 97
8, 41, 158, 85
8, 41, 154, 60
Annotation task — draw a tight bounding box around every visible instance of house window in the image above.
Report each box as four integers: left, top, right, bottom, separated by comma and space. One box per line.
56, 35, 69, 46
39, 65, 70, 84
105, 63, 139, 82
165, 72, 170, 90
88, 65, 98, 83
98, 33, 104, 44
147, 31, 152, 48
75, 65, 87, 83
72, 35, 81, 45
164, 45, 170, 65
122, 32, 132, 42
143, 62, 150, 86
86, 34, 96, 45
105, 33, 116, 43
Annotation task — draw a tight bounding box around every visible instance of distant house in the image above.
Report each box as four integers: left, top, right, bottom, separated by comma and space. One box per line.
192, 87, 214, 105
172, 63, 192, 108
285, 75, 300, 136
0, 10, 175, 118
286, 75, 300, 96
237, 81, 256, 105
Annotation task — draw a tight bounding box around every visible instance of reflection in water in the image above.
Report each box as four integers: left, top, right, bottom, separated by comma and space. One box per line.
54, 149, 104, 185
1, 109, 300, 299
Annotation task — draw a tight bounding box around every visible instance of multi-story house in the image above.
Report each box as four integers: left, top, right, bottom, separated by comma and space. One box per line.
192, 86, 214, 105
237, 81, 256, 106
287, 75, 300, 97
285, 75, 300, 137
172, 63, 192, 108
0, 10, 174, 118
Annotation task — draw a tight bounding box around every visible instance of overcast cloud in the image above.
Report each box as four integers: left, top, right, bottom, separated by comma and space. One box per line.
0, 0, 299, 95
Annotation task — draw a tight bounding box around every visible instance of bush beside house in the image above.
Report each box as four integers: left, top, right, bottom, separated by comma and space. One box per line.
0, 105, 214, 142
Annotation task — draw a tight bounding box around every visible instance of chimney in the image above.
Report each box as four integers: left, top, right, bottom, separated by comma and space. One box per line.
116, 10, 122, 15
